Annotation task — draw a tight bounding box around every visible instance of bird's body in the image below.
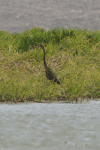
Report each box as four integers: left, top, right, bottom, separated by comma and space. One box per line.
39, 44, 61, 84
45, 66, 61, 84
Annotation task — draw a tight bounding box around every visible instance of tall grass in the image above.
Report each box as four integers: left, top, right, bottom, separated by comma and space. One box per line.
0, 27, 100, 102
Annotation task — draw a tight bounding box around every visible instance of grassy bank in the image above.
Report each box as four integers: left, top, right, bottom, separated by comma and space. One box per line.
0, 27, 100, 102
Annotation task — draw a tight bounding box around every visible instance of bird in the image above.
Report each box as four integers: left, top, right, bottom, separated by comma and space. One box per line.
38, 43, 61, 84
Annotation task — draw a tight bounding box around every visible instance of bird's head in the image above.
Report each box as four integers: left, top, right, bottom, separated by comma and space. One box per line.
35, 42, 45, 50
39, 43, 44, 49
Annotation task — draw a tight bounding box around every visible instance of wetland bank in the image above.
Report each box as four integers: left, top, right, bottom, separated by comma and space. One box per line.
0, 27, 100, 103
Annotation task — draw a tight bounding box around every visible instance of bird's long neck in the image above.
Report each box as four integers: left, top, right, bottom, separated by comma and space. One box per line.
42, 46, 47, 69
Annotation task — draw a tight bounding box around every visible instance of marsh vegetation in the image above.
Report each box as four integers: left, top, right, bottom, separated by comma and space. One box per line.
0, 27, 100, 102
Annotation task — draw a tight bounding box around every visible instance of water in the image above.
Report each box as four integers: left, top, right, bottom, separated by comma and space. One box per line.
0, 100, 100, 150
0, 0, 100, 32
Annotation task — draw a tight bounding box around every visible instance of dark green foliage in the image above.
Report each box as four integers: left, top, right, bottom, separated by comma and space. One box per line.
1, 27, 100, 53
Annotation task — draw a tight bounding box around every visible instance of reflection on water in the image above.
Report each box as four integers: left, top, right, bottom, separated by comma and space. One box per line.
0, 100, 100, 150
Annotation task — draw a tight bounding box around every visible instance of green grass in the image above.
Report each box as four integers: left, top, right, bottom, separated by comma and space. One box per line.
0, 27, 100, 102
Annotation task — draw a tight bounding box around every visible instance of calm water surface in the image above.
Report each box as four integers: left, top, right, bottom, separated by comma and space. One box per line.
0, 100, 100, 150
0, 0, 100, 32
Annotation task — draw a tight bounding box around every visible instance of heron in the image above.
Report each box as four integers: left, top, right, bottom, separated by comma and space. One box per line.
38, 43, 61, 84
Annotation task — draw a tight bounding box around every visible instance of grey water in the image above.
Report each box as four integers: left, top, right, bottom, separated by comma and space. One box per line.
0, 0, 100, 32
0, 100, 100, 150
